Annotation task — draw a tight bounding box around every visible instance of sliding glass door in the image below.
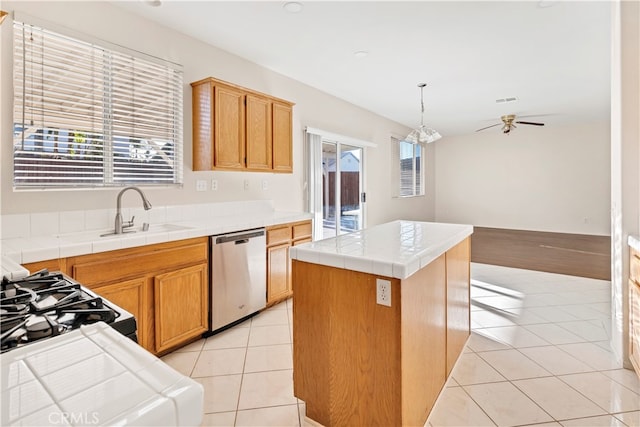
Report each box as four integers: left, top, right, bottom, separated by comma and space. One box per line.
321, 142, 363, 239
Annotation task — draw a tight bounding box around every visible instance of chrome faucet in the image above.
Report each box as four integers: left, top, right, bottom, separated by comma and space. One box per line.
113, 186, 152, 234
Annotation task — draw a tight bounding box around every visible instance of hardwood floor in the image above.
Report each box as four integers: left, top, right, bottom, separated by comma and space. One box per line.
471, 227, 611, 280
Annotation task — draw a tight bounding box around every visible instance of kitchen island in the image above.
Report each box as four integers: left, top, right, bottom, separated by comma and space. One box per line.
290, 220, 473, 427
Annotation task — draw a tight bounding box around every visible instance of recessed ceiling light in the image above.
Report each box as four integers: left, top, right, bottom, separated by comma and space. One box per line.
283, 2, 303, 13
354, 50, 369, 58
537, 0, 559, 8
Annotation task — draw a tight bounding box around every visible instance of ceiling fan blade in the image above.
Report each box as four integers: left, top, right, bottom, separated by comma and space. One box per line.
475, 123, 502, 132
515, 121, 545, 126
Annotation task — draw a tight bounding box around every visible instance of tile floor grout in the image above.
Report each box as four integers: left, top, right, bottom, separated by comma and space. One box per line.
159, 263, 639, 427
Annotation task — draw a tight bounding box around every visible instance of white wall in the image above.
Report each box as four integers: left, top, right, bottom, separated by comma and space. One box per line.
434, 121, 611, 235
0, 1, 433, 226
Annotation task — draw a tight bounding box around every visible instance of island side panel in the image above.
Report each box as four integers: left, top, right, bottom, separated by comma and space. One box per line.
292, 260, 331, 423
400, 253, 447, 426
446, 237, 472, 375
292, 260, 402, 426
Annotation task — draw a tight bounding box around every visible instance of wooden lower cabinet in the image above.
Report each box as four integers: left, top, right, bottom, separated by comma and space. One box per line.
630, 248, 640, 377
92, 277, 149, 349
267, 243, 291, 304
266, 220, 312, 305
65, 237, 209, 355
154, 263, 208, 353
629, 279, 640, 374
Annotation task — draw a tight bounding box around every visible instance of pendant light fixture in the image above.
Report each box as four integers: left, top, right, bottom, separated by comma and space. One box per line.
405, 83, 441, 144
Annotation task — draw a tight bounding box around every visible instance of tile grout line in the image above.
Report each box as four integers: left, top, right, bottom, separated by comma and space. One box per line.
465, 274, 624, 427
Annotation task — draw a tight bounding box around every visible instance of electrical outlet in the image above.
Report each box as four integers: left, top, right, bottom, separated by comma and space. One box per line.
376, 278, 391, 307
262, 179, 268, 191
244, 179, 250, 191
196, 180, 207, 192
211, 179, 218, 191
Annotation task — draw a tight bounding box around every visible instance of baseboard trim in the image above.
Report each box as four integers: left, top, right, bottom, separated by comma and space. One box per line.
471, 227, 611, 280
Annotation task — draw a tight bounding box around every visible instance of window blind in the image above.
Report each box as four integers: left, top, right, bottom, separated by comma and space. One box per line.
13, 19, 183, 188
391, 136, 424, 198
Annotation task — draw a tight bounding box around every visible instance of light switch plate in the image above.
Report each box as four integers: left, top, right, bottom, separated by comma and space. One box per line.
196, 180, 207, 192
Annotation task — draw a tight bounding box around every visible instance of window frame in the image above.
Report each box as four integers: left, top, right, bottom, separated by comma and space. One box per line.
12, 14, 184, 190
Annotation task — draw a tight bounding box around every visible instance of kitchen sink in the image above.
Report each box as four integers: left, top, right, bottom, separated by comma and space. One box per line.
143, 223, 193, 233
55, 223, 194, 242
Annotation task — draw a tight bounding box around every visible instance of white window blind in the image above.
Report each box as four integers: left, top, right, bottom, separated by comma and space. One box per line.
13, 19, 183, 188
391, 136, 424, 197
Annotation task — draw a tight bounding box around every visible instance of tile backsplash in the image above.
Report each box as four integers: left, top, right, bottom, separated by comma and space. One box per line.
0, 200, 275, 240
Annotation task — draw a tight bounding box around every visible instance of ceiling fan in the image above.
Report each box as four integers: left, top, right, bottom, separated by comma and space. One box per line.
476, 114, 545, 134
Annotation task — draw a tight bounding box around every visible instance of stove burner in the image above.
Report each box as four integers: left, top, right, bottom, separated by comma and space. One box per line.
1, 271, 137, 353
1, 286, 37, 306
0, 316, 29, 349
0, 303, 29, 316
26, 314, 61, 341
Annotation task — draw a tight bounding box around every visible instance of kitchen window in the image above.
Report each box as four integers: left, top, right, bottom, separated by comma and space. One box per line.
391, 136, 424, 197
12, 17, 183, 189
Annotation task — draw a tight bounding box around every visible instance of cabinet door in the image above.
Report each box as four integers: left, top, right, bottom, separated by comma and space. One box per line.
93, 277, 150, 352
267, 243, 292, 304
154, 263, 208, 353
272, 102, 293, 173
214, 84, 245, 169
246, 94, 272, 170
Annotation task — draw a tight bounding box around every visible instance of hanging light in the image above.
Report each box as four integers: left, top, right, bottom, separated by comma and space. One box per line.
405, 83, 441, 144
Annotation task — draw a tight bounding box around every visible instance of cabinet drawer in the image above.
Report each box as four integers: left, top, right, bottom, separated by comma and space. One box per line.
267, 226, 291, 245
293, 222, 312, 240
631, 250, 640, 284
73, 241, 208, 286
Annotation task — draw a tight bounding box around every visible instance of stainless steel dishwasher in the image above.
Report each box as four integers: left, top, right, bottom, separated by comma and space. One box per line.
209, 228, 266, 332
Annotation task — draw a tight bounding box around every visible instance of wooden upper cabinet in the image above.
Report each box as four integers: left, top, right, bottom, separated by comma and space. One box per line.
191, 77, 294, 172
246, 94, 272, 170
214, 84, 245, 170
272, 102, 293, 173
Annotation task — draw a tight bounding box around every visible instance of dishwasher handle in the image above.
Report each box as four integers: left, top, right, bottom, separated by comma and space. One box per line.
214, 229, 265, 245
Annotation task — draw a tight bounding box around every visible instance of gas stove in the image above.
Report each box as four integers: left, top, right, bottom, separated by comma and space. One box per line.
1, 269, 137, 353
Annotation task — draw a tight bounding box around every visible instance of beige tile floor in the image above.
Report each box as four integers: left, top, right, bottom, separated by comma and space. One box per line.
161, 263, 640, 427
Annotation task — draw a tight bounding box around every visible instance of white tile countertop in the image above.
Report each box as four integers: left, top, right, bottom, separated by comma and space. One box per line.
1, 322, 203, 426
629, 235, 640, 252
289, 220, 473, 279
1, 200, 311, 273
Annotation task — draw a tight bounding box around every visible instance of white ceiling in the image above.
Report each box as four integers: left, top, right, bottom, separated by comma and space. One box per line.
114, 0, 611, 137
